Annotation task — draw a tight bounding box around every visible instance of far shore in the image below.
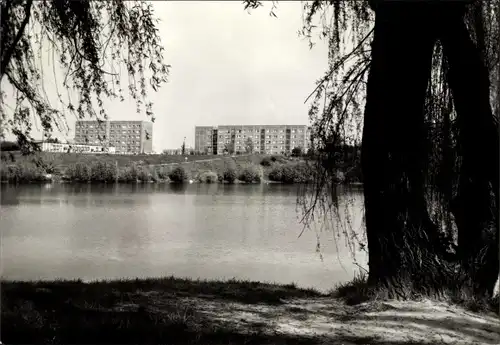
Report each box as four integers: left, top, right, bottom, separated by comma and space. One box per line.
1, 152, 362, 185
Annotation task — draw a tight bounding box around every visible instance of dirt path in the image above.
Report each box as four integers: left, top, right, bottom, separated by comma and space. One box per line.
129, 292, 500, 344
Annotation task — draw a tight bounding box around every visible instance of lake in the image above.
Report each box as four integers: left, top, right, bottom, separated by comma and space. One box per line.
0, 183, 367, 292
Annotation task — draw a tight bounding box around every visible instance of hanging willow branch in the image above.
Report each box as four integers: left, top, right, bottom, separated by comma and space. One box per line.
294, 0, 499, 261
0, 0, 170, 153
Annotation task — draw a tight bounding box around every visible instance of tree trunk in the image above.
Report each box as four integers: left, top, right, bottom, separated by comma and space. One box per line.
439, 7, 499, 296
363, 0, 498, 296
362, 3, 443, 289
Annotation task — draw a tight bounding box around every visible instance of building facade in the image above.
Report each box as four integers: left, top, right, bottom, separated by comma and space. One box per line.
194, 125, 312, 155
74, 120, 153, 154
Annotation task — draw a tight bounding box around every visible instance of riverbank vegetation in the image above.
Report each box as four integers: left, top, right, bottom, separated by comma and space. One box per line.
0, 152, 361, 185
2, 275, 498, 345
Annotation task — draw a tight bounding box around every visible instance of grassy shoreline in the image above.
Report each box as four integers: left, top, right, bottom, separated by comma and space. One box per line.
0, 152, 361, 185
1, 276, 323, 344
2, 275, 498, 344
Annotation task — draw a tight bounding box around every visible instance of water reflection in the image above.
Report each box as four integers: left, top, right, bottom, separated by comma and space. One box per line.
168, 183, 189, 194
1, 183, 367, 291
0, 184, 21, 205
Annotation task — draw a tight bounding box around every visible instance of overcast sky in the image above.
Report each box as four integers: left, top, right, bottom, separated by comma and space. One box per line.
5, 1, 329, 152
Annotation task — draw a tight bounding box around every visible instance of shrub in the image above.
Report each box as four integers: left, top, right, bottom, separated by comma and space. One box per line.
268, 165, 283, 182
238, 165, 261, 183
0, 163, 47, 182
65, 162, 92, 182
137, 166, 152, 182
268, 162, 313, 184
291, 147, 303, 157
260, 157, 272, 167
150, 169, 160, 182
169, 166, 188, 183
198, 171, 218, 183
293, 162, 314, 183
90, 161, 117, 182
119, 165, 139, 182
157, 168, 169, 180
269, 165, 296, 184
222, 168, 237, 184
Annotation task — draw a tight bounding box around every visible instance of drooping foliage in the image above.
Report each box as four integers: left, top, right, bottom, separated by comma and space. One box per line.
296, 0, 499, 295
245, 0, 499, 296
296, 0, 498, 235
0, 0, 170, 153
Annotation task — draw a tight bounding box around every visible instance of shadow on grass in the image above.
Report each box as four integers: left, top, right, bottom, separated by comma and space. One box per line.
1, 277, 321, 344
2, 276, 498, 344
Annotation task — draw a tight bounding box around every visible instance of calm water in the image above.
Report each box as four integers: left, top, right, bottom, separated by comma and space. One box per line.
0, 183, 367, 292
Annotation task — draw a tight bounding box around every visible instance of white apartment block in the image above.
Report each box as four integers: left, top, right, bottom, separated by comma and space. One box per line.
194, 125, 312, 155
74, 120, 153, 154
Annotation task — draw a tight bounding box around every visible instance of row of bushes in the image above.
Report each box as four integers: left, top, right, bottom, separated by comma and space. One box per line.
64, 162, 170, 183
266, 161, 362, 184
196, 166, 261, 184
0, 163, 49, 183
3, 159, 348, 185
268, 162, 314, 184
0, 161, 263, 184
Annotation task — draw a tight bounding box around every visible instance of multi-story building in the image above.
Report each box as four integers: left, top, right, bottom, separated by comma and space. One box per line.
194, 125, 313, 155
74, 120, 153, 154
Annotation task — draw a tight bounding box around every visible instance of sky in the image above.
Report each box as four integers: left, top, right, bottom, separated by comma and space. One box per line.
4, 1, 330, 152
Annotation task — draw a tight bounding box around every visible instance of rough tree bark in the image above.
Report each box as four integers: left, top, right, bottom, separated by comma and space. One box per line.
362, 1, 498, 296
362, 3, 443, 288
440, 6, 500, 296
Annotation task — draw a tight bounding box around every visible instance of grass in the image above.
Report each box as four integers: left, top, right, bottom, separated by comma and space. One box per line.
2, 275, 498, 344
331, 272, 499, 314
1, 277, 322, 344
4, 151, 221, 168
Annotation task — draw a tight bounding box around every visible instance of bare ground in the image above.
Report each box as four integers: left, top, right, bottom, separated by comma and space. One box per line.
2, 278, 499, 344
126, 291, 500, 345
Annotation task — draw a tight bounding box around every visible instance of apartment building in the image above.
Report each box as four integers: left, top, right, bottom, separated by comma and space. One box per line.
74, 120, 153, 154
194, 125, 312, 155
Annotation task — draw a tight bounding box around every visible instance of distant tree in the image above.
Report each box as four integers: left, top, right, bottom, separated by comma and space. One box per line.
45, 137, 59, 143
291, 146, 303, 157
168, 166, 187, 183
1, 0, 170, 152
224, 142, 235, 155
244, 137, 254, 154
181, 137, 186, 155
0, 141, 19, 151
